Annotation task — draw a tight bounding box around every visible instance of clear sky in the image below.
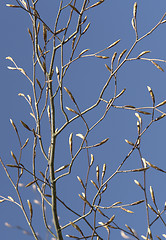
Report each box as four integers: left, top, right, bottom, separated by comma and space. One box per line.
1, 0, 166, 239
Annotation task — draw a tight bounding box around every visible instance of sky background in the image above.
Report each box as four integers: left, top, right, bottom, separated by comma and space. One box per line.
1, 0, 166, 239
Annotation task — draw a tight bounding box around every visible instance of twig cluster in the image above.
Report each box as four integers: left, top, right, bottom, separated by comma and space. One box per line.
1, 1, 166, 239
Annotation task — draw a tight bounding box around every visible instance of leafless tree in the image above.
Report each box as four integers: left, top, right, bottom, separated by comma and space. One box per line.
1, 1, 166, 239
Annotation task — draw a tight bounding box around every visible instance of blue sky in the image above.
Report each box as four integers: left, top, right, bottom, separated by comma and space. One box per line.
1, 0, 166, 239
